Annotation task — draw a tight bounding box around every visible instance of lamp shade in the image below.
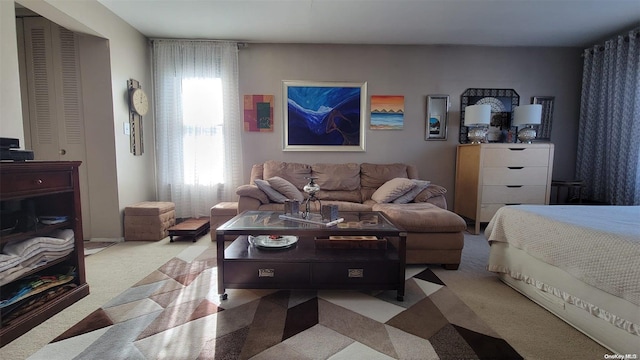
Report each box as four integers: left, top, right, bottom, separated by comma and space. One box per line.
464, 104, 491, 126
513, 104, 542, 127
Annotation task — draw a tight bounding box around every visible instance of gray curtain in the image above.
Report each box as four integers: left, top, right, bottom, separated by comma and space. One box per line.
576, 28, 640, 205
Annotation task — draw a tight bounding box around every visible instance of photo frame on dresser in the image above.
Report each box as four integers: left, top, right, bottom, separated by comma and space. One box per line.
460, 88, 520, 144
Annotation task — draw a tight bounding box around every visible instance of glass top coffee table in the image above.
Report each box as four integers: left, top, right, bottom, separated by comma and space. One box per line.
215, 211, 407, 301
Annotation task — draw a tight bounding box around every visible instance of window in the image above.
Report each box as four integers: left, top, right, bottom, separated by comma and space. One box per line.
181, 77, 224, 185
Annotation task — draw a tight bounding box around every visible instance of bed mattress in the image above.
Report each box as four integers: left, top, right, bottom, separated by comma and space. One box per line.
485, 205, 640, 354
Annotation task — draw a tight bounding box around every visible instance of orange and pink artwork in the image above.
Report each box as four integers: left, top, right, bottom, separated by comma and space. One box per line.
244, 95, 274, 132
370, 95, 404, 130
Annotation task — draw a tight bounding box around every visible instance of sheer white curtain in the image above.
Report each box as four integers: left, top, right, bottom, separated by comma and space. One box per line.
153, 40, 243, 218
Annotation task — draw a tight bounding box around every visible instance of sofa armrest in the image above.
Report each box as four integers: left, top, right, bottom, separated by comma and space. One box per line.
236, 184, 269, 213
236, 184, 269, 203
238, 196, 262, 212
413, 184, 448, 210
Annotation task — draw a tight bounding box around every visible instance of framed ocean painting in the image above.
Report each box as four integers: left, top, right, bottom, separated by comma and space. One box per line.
370, 95, 404, 130
283, 80, 367, 152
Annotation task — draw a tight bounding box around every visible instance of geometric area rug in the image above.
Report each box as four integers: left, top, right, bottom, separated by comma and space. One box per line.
28, 245, 523, 360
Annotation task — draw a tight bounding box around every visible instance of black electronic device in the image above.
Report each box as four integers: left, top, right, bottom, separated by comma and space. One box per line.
1, 149, 34, 161
0, 137, 20, 150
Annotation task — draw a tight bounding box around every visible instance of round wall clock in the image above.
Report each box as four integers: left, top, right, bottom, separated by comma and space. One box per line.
130, 88, 149, 116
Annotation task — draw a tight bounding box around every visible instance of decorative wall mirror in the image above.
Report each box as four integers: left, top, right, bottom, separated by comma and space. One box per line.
532, 96, 555, 141
459, 88, 520, 143
425, 95, 449, 140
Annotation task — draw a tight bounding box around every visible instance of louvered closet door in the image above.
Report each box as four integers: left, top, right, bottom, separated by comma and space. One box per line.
23, 17, 59, 157
24, 18, 86, 162
22, 17, 90, 239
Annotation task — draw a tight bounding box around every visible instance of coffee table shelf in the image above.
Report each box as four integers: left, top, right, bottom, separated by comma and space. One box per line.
216, 211, 406, 300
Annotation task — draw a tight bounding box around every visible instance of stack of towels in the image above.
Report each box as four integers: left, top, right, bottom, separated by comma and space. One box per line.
0, 229, 75, 286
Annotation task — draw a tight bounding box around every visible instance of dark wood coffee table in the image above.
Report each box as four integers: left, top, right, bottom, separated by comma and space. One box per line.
215, 211, 407, 301
168, 218, 210, 242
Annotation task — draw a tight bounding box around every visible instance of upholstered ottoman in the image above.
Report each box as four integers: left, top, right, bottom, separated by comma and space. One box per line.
372, 203, 467, 269
124, 201, 176, 241
210, 201, 238, 233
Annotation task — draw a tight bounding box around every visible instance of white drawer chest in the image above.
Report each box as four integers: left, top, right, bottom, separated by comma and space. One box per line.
454, 143, 554, 234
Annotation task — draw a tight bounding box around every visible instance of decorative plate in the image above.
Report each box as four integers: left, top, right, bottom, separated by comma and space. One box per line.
249, 235, 298, 250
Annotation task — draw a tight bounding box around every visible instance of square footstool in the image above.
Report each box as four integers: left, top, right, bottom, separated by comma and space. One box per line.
124, 201, 176, 241
210, 202, 238, 241
210, 202, 238, 228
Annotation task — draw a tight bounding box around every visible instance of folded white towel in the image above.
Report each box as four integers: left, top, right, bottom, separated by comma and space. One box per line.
0, 254, 22, 272
4, 231, 74, 257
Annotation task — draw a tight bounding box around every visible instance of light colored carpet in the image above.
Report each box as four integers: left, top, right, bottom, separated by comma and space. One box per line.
83, 241, 118, 256
0, 231, 609, 359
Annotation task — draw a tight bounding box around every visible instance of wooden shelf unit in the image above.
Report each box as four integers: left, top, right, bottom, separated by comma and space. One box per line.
0, 161, 89, 347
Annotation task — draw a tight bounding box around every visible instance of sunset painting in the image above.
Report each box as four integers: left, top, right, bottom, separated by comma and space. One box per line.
370, 95, 404, 130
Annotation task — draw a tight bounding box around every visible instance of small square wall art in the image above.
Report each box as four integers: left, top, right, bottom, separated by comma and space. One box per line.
370, 95, 404, 130
244, 95, 274, 132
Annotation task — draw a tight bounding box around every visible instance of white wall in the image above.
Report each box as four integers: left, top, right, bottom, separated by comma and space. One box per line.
0, 2, 25, 142
4, 0, 156, 239
239, 44, 583, 206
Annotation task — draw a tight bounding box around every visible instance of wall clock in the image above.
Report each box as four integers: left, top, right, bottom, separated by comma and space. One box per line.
127, 79, 145, 155
130, 88, 149, 116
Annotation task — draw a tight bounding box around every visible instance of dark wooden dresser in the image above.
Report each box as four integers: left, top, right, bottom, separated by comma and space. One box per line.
0, 161, 89, 347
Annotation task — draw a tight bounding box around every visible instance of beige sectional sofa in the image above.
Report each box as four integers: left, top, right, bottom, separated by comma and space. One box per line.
226, 160, 467, 269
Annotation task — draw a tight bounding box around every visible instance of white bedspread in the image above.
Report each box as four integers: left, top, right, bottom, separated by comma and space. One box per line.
485, 205, 640, 306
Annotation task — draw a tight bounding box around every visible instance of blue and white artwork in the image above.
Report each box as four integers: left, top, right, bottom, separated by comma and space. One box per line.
284, 81, 366, 151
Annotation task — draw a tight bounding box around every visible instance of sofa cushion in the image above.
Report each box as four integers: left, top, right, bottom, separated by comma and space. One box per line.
263, 160, 312, 189
316, 190, 362, 203
311, 163, 360, 191
360, 163, 409, 188
372, 203, 466, 233
254, 179, 288, 203
393, 179, 431, 204
267, 176, 304, 202
371, 178, 416, 203
236, 184, 269, 204
414, 184, 447, 202
318, 200, 372, 212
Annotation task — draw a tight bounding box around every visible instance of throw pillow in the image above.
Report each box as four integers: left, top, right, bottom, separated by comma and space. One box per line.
254, 179, 288, 203
393, 179, 431, 204
413, 184, 448, 202
371, 178, 416, 203
267, 176, 304, 202
236, 184, 269, 204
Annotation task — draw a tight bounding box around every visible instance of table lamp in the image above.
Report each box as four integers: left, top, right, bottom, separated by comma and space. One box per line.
464, 104, 491, 144
513, 104, 542, 143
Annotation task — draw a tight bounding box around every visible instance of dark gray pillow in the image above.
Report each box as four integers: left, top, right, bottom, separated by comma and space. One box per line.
254, 179, 288, 203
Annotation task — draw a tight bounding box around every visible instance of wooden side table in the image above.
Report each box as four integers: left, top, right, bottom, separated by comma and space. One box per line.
168, 218, 210, 242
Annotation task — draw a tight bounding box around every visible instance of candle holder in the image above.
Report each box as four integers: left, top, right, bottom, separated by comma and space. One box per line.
301, 177, 321, 218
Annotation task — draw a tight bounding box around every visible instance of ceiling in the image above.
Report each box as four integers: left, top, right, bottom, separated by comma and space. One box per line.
98, 0, 639, 48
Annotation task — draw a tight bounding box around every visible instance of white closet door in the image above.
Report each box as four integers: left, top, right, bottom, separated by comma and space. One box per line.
23, 17, 59, 159
21, 17, 91, 239
53, 25, 87, 165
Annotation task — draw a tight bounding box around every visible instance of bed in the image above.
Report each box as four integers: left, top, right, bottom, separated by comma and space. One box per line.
485, 205, 640, 354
